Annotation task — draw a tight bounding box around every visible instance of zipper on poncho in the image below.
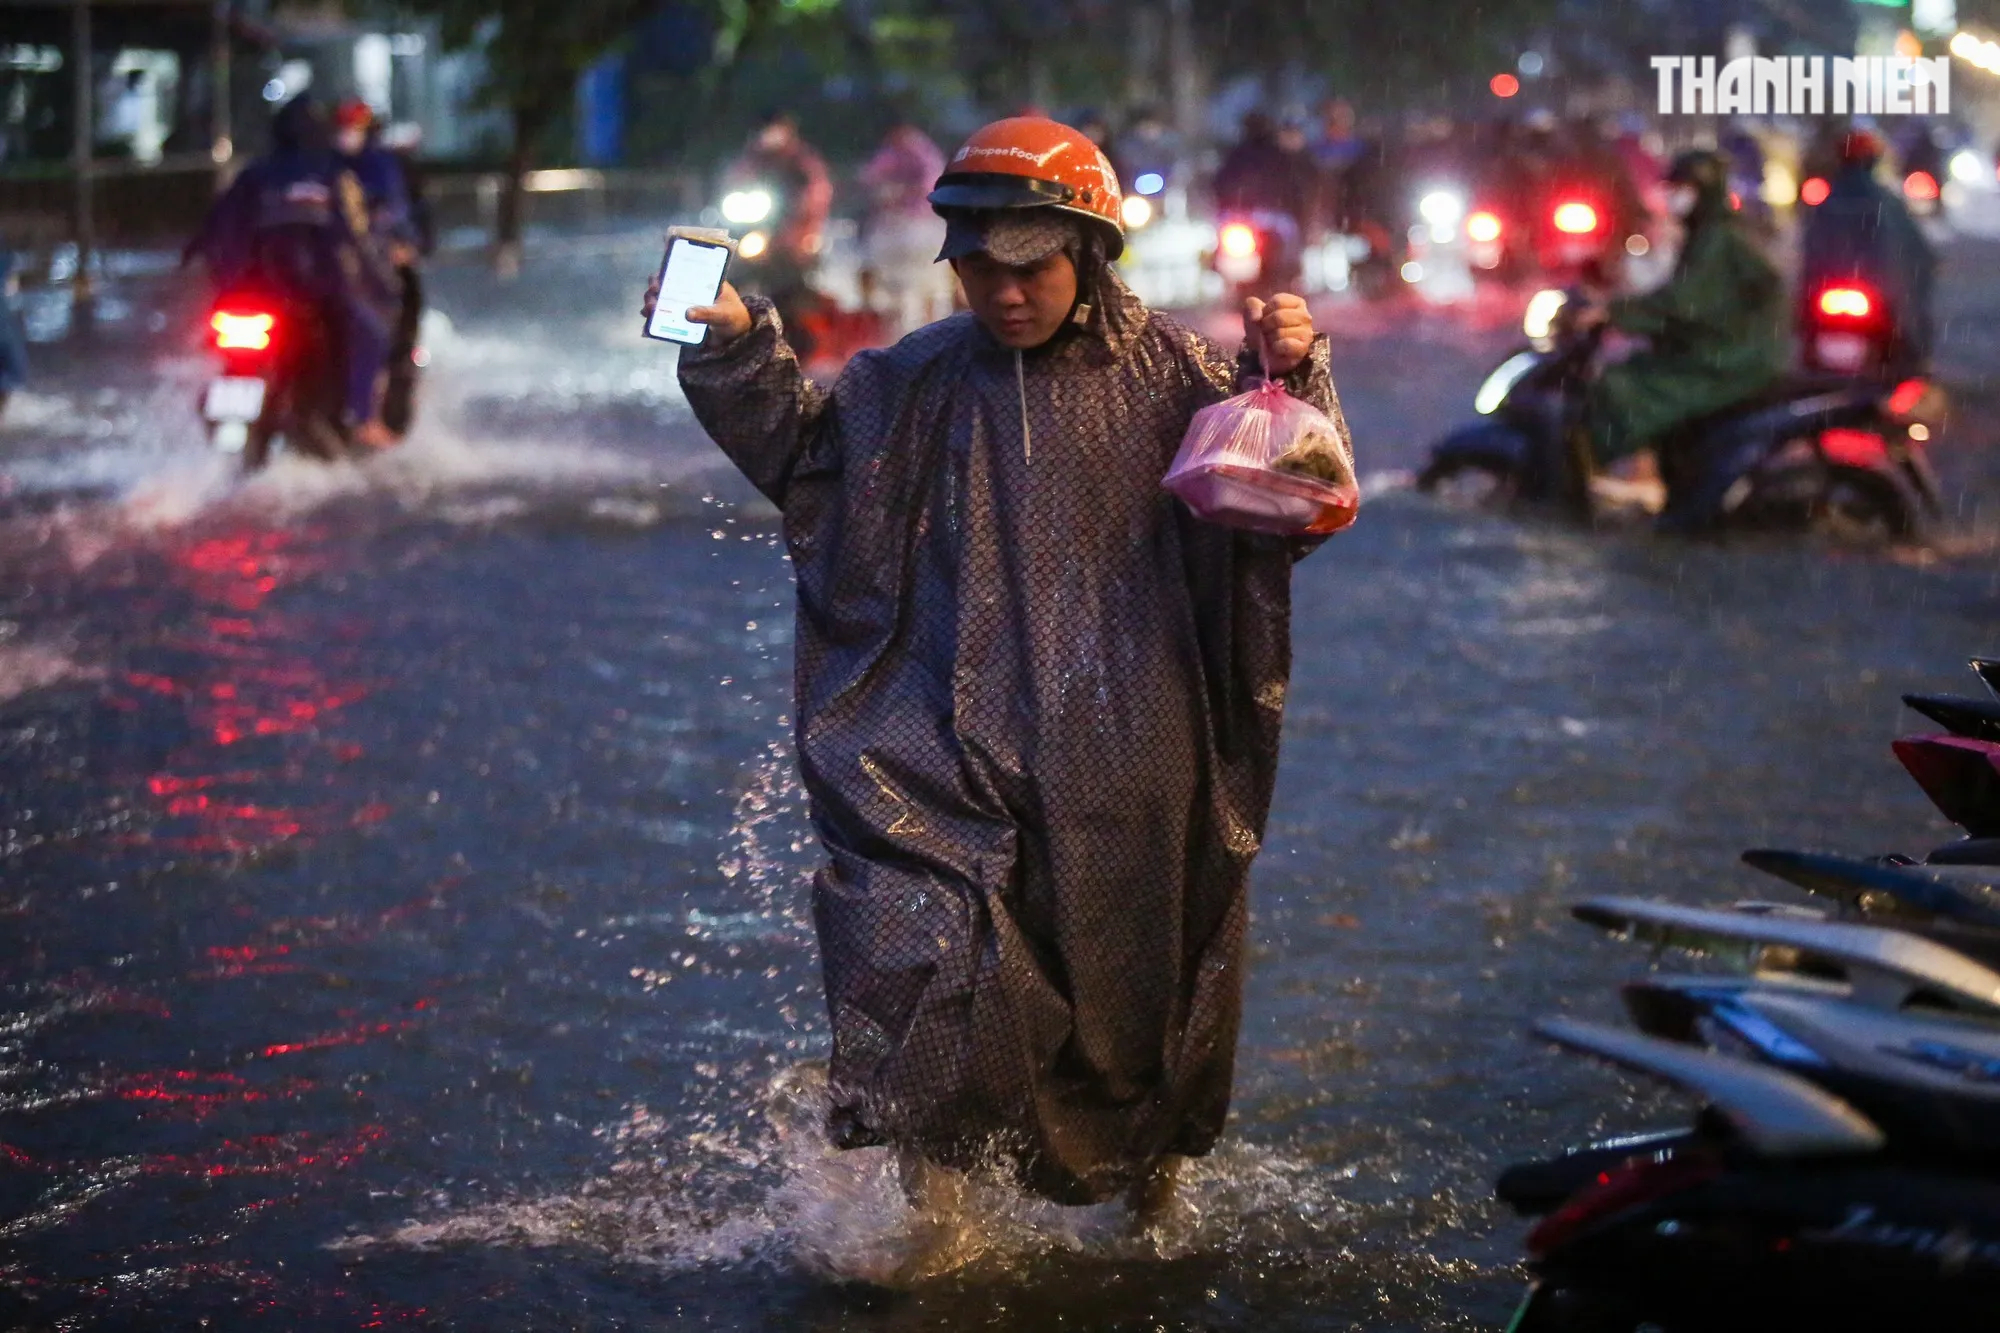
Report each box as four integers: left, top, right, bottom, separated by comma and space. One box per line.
1015, 349, 1030, 464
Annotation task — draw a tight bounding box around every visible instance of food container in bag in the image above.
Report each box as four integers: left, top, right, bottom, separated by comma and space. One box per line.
1162, 379, 1359, 535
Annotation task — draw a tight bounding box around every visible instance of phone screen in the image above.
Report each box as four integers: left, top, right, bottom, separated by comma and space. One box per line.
646, 238, 731, 344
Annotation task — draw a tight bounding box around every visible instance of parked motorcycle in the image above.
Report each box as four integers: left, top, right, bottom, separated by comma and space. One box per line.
1502, 658, 2000, 1332
1418, 287, 1942, 540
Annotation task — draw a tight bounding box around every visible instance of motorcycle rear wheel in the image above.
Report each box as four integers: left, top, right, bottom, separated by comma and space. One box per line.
242, 424, 274, 472
1815, 464, 1923, 545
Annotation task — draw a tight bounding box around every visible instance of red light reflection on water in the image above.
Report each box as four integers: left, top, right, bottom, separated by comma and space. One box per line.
258, 1020, 414, 1060
105, 526, 384, 858
108, 1069, 318, 1120
0, 1124, 385, 1180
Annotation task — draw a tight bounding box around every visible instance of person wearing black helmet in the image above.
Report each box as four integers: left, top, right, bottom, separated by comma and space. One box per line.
1580, 148, 1786, 467
1799, 129, 1936, 376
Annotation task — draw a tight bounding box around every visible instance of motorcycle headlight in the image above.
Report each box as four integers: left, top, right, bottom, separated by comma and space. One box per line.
1475, 351, 1541, 415
1522, 288, 1568, 342
738, 230, 769, 259
721, 188, 774, 225
1418, 188, 1465, 228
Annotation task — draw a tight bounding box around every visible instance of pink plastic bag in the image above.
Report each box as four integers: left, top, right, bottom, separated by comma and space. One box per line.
1162, 379, 1358, 535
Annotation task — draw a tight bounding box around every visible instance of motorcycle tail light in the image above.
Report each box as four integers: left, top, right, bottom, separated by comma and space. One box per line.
1466, 211, 1502, 243
1800, 176, 1830, 207
1552, 201, 1597, 234
1904, 170, 1940, 202
1887, 378, 1928, 418
1817, 286, 1872, 319
1526, 1148, 1722, 1258
211, 310, 276, 351
1219, 223, 1258, 258
1819, 427, 1892, 468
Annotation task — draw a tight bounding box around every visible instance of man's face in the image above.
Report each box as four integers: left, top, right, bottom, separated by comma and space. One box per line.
335, 126, 367, 156
951, 250, 1078, 349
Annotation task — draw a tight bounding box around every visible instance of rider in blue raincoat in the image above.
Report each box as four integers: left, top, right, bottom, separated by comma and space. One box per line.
187, 96, 398, 444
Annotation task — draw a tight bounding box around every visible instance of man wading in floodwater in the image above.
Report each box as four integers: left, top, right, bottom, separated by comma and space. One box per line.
645, 117, 1349, 1241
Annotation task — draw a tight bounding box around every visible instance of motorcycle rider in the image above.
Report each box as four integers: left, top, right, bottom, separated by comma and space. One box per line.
332, 99, 417, 250
1579, 150, 1786, 497
1561, 115, 1649, 256
186, 96, 398, 447
724, 110, 833, 358
1720, 120, 1774, 235
1799, 129, 1936, 377
1212, 111, 1316, 292
333, 99, 426, 424
1111, 104, 1179, 197
859, 115, 951, 338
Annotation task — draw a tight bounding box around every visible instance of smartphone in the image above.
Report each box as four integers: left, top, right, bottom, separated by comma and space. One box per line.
645, 236, 733, 345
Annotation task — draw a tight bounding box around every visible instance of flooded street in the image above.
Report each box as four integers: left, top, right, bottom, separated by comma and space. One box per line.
4, 232, 1999, 1329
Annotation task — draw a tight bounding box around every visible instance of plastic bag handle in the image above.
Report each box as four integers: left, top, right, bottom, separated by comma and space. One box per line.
1249, 301, 1272, 383
1257, 326, 1272, 383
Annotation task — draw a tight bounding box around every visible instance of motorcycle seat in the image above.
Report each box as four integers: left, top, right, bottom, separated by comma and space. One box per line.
1652, 375, 1879, 449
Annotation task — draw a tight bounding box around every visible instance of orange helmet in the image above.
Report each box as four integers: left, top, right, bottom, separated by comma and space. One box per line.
929, 117, 1124, 258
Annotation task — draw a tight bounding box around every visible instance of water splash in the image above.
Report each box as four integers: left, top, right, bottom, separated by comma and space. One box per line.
331, 1061, 1391, 1290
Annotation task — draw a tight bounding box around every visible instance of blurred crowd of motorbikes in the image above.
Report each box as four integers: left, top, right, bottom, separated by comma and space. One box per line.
140, 85, 1979, 475
686, 97, 1981, 362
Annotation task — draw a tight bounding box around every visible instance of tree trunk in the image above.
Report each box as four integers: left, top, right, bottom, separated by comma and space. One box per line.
494, 103, 544, 278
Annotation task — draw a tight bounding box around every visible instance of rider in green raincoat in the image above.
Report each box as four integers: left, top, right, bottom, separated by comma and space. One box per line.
1587, 149, 1787, 460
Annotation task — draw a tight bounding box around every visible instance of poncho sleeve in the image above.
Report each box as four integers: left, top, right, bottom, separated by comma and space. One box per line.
675, 296, 834, 508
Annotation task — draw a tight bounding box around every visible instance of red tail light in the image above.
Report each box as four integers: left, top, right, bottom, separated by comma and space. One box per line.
1887, 378, 1928, 418
1526, 1150, 1722, 1258
1219, 223, 1258, 258
1818, 286, 1872, 319
1904, 170, 1939, 202
1552, 201, 1598, 234
1800, 176, 1830, 207
1466, 211, 1503, 243
211, 310, 276, 351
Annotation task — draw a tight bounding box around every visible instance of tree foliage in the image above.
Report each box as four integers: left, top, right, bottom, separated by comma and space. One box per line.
399, 0, 659, 250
